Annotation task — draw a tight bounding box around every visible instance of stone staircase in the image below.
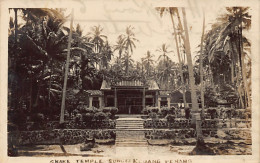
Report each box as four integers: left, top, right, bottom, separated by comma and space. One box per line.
115, 118, 147, 147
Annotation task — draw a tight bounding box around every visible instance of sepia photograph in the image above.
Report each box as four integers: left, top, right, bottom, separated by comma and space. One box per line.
1, 0, 260, 162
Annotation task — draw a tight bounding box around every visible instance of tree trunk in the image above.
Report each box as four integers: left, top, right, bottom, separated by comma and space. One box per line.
60, 9, 74, 124
232, 37, 245, 109
14, 9, 18, 45
181, 8, 200, 124
239, 26, 250, 109
13, 8, 18, 110
169, 9, 187, 108
176, 9, 186, 42
199, 11, 205, 118
126, 50, 129, 75
48, 59, 53, 108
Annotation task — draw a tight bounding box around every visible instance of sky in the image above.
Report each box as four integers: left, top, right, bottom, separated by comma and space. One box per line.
63, 0, 228, 64
9, 0, 251, 64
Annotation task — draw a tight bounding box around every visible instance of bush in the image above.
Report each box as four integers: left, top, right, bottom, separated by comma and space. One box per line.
74, 113, 82, 123
31, 113, 45, 123
77, 104, 87, 113
147, 107, 159, 113
149, 112, 158, 119
93, 112, 108, 121
85, 108, 94, 113
82, 113, 94, 122
102, 107, 111, 113
166, 114, 175, 123
110, 107, 118, 115
160, 107, 170, 117
142, 108, 148, 115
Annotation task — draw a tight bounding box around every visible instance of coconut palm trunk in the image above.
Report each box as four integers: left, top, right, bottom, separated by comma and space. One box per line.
199, 11, 205, 118
60, 9, 74, 124
48, 59, 53, 108
182, 8, 204, 147
239, 26, 250, 108
169, 9, 187, 108
181, 8, 200, 122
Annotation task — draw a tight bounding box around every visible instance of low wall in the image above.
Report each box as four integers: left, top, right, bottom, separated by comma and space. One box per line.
144, 118, 251, 129
16, 120, 116, 131
144, 128, 251, 142
9, 129, 116, 145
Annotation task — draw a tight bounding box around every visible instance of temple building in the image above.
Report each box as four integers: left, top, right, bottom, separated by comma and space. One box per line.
86, 80, 173, 114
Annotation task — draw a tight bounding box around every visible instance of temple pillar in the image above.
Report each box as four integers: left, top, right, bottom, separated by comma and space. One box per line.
155, 91, 158, 107
104, 96, 107, 107
114, 88, 117, 108
158, 97, 161, 109
142, 87, 146, 110
89, 96, 93, 107
99, 96, 103, 108
167, 97, 171, 108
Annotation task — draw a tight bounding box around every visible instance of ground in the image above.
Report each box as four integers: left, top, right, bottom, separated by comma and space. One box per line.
16, 138, 251, 157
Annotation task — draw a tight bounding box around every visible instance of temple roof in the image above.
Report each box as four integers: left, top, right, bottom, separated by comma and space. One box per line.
100, 80, 159, 90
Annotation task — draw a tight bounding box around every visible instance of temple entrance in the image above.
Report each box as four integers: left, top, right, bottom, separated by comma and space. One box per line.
102, 80, 160, 115
117, 90, 143, 114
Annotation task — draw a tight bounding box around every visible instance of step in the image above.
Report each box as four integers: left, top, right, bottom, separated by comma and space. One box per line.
116, 128, 144, 130
116, 124, 144, 126
116, 122, 144, 125
116, 122, 144, 124
116, 135, 145, 138
115, 142, 148, 147
116, 134, 145, 136
116, 145, 147, 147
116, 125, 143, 127
116, 125, 143, 128
116, 141, 147, 145
116, 140, 147, 143
116, 137, 146, 141
117, 119, 143, 121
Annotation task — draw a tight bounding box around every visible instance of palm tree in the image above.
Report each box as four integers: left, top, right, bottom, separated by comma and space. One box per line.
88, 25, 107, 53
199, 11, 206, 118
181, 8, 200, 121
114, 35, 125, 59
60, 9, 74, 124
142, 50, 154, 77
156, 44, 173, 90
88, 25, 107, 69
156, 58, 177, 90
120, 25, 139, 75
168, 7, 188, 108
100, 41, 113, 69
206, 7, 251, 109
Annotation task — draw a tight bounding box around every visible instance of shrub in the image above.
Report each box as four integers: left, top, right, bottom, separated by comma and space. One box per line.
106, 112, 112, 119
31, 113, 45, 123
110, 107, 118, 115
93, 112, 108, 121
102, 107, 111, 113
77, 104, 87, 113
160, 107, 170, 117
149, 112, 158, 120
142, 108, 148, 115
166, 114, 175, 123
147, 107, 159, 113
82, 113, 94, 122
169, 106, 177, 114
85, 108, 94, 113
74, 113, 82, 123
